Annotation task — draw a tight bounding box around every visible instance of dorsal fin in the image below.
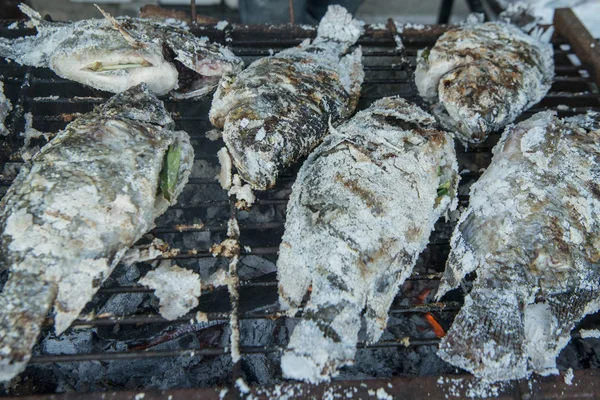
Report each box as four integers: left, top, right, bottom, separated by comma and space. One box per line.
94, 4, 146, 49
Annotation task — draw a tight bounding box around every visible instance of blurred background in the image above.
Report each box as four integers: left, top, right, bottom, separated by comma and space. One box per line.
1, 0, 471, 24
0, 0, 598, 35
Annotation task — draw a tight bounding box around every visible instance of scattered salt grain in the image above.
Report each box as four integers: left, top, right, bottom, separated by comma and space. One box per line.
229, 174, 256, 208
217, 147, 233, 190
376, 388, 392, 400
564, 368, 574, 385
236, 377, 250, 394
195, 311, 209, 323
139, 263, 201, 320
219, 388, 229, 399
580, 328, 600, 338
206, 129, 222, 141
255, 127, 267, 141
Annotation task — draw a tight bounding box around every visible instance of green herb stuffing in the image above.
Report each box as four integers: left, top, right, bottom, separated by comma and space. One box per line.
422, 48, 431, 62
437, 179, 451, 198
160, 144, 181, 202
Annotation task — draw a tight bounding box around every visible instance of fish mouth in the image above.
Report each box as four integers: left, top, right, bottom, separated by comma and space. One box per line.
161, 43, 230, 99
169, 67, 222, 99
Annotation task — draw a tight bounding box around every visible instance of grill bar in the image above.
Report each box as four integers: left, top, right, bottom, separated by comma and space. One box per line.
60, 301, 462, 328
29, 339, 444, 364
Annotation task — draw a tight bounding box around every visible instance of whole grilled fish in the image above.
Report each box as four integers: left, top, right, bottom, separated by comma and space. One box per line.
0, 4, 243, 98
0, 81, 11, 135
0, 83, 194, 381
209, 5, 364, 190
277, 97, 459, 383
437, 111, 600, 382
415, 20, 554, 145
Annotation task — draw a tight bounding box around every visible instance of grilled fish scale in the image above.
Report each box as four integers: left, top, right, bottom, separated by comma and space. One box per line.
437, 111, 600, 382
209, 5, 364, 190
277, 97, 459, 383
0, 83, 194, 382
415, 21, 554, 145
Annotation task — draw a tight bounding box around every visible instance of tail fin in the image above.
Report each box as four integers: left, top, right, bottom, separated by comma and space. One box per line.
0, 271, 57, 382
281, 300, 362, 383
18, 4, 47, 29
525, 288, 600, 375
438, 288, 528, 382
316, 5, 364, 45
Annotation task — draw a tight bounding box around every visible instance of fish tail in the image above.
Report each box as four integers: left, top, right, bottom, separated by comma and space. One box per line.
523, 288, 600, 374
316, 5, 364, 45
0, 270, 57, 382
277, 241, 313, 315
281, 300, 362, 383
438, 287, 529, 382
17, 4, 47, 28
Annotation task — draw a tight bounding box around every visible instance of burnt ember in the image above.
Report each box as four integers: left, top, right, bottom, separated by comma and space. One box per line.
1, 21, 600, 398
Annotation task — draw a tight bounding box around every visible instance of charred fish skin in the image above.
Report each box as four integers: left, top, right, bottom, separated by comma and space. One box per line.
0, 81, 11, 136
437, 111, 600, 382
209, 5, 364, 190
0, 5, 243, 97
415, 21, 554, 145
0, 83, 194, 382
277, 97, 459, 383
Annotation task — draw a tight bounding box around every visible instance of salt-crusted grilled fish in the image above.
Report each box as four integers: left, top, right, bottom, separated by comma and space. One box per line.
209, 5, 364, 190
437, 111, 600, 382
415, 20, 554, 145
277, 97, 459, 383
0, 83, 194, 381
0, 81, 11, 135
0, 4, 243, 98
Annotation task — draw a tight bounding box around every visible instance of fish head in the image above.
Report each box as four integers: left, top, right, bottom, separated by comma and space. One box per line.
99, 83, 174, 128
44, 15, 243, 99
166, 37, 244, 99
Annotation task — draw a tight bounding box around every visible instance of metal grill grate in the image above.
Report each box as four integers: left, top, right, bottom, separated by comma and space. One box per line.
1, 16, 600, 399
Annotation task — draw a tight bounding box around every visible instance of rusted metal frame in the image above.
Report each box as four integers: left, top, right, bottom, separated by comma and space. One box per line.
554, 8, 600, 87
9, 369, 600, 400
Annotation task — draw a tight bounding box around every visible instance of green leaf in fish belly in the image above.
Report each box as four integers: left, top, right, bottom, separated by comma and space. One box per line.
0, 83, 194, 382
277, 96, 458, 383
0, 6, 243, 97
437, 111, 600, 382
